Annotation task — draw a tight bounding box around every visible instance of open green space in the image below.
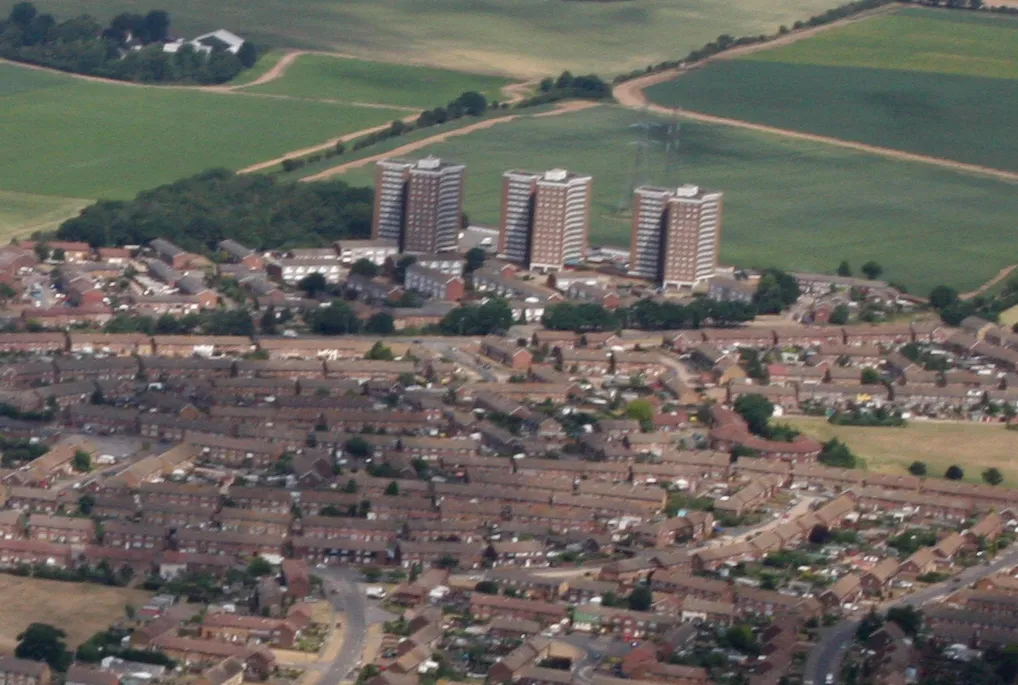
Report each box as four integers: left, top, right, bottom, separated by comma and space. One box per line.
0, 63, 401, 200
0, 191, 89, 240
0, 0, 842, 77
245, 54, 515, 109
645, 8, 1018, 172
331, 105, 1018, 293
785, 416, 1018, 486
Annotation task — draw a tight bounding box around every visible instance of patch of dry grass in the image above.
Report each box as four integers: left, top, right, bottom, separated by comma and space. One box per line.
785, 416, 1018, 485
0, 575, 153, 652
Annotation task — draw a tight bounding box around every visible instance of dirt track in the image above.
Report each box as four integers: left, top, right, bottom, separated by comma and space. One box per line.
301, 115, 520, 181
961, 264, 1018, 300
611, 4, 1018, 185
237, 113, 420, 174
225, 50, 304, 89
300, 100, 598, 181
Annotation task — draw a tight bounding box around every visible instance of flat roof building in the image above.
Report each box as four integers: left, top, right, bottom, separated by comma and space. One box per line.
630, 184, 722, 289
499, 169, 592, 272
372, 157, 465, 255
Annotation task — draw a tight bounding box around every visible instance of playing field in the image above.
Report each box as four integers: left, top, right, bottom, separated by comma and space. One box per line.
785, 416, 1018, 486
244, 54, 515, 109
0, 63, 401, 203
0, 575, 153, 652
645, 8, 1018, 171
327, 104, 1018, 293
0, 0, 843, 77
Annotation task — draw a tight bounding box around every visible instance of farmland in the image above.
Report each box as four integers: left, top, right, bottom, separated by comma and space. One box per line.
326, 104, 1018, 293
0, 191, 90, 241
244, 54, 515, 109
0, 62, 401, 202
645, 8, 1018, 171
785, 417, 1018, 486
0, 575, 152, 652
0, 0, 844, 77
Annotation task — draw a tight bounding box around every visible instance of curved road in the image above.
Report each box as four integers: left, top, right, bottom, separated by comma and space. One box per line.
805, 544, 1018, 684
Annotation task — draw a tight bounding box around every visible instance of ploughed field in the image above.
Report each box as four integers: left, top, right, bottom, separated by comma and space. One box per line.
0, 0, 845, 77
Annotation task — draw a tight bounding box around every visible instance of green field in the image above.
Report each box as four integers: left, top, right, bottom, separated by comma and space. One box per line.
0, 191, 90, 240
329, 105, 1018, 293
786, 417, 1018, 486
751, 8, 1018, 78
0, 63, 401, 201
245, 54, 515, 109
645, 8, 1018, 171
0, 0, 843, 77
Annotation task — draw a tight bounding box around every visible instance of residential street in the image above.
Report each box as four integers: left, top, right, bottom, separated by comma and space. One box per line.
313, 568, 389, 685
804, 544, 1018, 684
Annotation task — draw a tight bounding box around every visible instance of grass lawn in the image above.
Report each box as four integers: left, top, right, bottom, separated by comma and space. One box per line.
328, 105, 1018, 293
0, 63, 402, 200
0, 190, 90, 240
245, 54, 515, 109
0, 575, 152, 651
0, 0, 844, 77
785, 416, 1018, 486
1000, 305, 1018, 328
645, 8, 1018, 171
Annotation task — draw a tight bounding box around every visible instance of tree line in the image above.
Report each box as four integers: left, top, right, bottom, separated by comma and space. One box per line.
55, 169, 374, 252
280, 90, 497, 174
516, 70, 612, 108
279, 71, 613, 175
928, 277, 1018, 328
615, 0, 1013, 86
0, 3, 258, 84
538, 269, 801, 333
613, 0, 894, 84
541, 297, 756, 333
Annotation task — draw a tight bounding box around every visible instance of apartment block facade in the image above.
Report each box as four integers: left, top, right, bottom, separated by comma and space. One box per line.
630, 184, 722, 288
372, 157, 465, 254
499, 169, 592, 271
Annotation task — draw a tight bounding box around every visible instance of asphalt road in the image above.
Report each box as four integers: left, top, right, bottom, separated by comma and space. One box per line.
316, 568, 374, 685
804, 544, 1018, 684
560, 633, 630, 684
429, 342, 503, 383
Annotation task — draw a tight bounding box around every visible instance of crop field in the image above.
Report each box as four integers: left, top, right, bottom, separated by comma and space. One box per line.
0, 63, 401, 201
645, 8, 1018, 171
0, 575, 153, 651
329, 105, 1018, 293
0, 191, 90, 241
785, 417, 1018, 486
0, 0, 843, 77
245, 55, 515, 109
